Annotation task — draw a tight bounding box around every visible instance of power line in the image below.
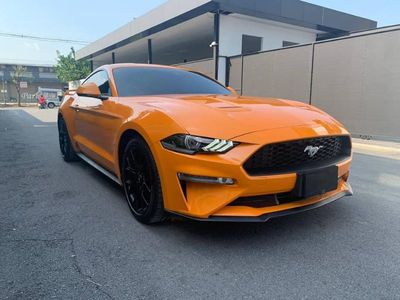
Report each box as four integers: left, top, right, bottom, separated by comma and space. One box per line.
0, 32, 90, 45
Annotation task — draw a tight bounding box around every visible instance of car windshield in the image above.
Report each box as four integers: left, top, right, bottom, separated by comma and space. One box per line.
112, 67, 231, 97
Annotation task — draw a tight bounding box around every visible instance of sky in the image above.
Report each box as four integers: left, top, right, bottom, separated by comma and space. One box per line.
0, 0, 399, 65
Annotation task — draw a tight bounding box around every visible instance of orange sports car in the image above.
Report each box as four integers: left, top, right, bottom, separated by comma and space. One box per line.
58, 63, 353, 224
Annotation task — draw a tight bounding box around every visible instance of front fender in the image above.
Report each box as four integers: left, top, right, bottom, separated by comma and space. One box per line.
114, 109, 188, 180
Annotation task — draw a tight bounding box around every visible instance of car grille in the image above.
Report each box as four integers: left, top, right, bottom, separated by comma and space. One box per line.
243, 135, 351, 175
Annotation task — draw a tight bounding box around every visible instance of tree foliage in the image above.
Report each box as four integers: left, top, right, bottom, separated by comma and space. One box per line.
55, 47, 91, 83
11, 65, 27, 107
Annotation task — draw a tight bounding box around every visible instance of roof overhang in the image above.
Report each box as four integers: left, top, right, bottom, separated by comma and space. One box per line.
76, 0, 217, 60
215, 0, 377, 33
90, 13, 215, 68
76, 0, 377, 61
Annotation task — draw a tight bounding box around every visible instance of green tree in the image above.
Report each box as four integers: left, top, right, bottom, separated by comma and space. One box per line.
11, 65, 27, 107
55, 47, 91, 83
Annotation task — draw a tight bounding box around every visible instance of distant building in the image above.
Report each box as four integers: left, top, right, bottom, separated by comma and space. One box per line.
76, 0, 377, 83
0, 63, 65, 103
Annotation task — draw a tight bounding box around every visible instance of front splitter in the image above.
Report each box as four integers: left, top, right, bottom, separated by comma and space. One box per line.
167, 183, 353, 223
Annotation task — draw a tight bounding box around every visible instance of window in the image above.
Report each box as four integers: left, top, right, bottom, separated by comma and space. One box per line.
84, 70, 110, 95
113, 67, 231, 97
242, 35, 262, 55
282, 41, 299, 47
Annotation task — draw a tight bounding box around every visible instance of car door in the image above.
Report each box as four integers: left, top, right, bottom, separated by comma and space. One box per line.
71, 70, 123, 173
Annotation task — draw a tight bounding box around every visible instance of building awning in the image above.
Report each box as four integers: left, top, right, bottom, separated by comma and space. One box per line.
76, 0, 377, 64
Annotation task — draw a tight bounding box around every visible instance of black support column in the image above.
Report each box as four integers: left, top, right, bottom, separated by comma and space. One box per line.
112, 52, 116, 64
147, 39, 153, 64
213, 12, 220, 80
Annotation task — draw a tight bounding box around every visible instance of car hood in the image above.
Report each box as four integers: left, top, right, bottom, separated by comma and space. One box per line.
136, 94, 345, 140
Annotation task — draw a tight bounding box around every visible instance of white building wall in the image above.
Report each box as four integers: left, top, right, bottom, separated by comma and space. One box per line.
219, 14, 319, 57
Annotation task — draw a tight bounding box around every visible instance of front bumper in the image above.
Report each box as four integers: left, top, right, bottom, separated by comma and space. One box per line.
169, 183, 353, 222
152, 128, 352, 220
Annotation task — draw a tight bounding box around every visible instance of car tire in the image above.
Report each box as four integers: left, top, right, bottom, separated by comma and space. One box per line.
58, 117, 79, 162
121, 137, 165, 224
48, 102, 55, 109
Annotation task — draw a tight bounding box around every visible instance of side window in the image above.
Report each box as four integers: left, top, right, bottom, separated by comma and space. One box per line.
84, 70, 111, 96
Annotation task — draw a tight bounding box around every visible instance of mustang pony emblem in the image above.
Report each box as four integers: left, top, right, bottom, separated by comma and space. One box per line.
304, 145, 324, 157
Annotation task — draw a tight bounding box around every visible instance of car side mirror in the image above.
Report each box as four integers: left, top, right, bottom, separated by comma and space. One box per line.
76, 83, 108, 100
227, 86, 238, 96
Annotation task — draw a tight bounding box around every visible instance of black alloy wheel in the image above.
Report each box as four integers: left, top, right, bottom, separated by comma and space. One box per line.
122, 138, 165, 224
57, 117, 79, 162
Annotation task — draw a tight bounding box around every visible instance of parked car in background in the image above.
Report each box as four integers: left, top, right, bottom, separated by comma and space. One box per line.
36, 87, 63, 109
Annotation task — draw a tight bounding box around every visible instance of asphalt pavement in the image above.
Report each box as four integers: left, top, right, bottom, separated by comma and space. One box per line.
1, 108, 399, 299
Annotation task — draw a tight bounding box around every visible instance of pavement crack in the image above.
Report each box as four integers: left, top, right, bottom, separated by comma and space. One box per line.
4, 238, 114, 299
69, 239, 114, 300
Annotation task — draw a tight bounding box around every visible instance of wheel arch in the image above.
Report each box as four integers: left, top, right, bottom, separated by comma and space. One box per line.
118, 129, 143, 171
114, 109, 187, 179
57, 103, 79, 152
115, 123, 156, 181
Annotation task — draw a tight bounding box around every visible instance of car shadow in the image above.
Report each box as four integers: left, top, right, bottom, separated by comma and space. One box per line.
74, 160, 125, 196
139, 200, 357, 253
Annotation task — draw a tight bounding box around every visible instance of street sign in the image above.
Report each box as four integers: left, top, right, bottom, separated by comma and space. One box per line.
20, 82, 28, 88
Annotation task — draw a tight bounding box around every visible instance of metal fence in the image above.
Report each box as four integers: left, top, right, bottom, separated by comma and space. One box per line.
310, 29, 400, 141
174, 58, 215, 79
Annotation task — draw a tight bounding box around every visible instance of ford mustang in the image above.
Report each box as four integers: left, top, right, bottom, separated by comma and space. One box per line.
58, 63, 353, 224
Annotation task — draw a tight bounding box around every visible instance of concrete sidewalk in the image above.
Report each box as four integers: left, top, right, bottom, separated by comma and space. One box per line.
352, 138, 400, 160
0, 106, 58, 123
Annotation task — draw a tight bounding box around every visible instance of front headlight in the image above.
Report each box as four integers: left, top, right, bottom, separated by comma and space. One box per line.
161, 134, 239, 155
